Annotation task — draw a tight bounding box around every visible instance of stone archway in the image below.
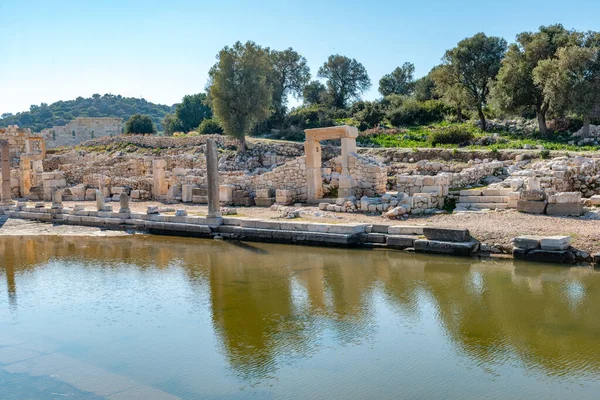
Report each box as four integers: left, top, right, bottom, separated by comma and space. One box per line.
0, 140, 11, 203
303, 125, 358, 202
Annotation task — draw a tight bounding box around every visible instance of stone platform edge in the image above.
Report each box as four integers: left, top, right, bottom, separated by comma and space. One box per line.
0, 206, 594, 264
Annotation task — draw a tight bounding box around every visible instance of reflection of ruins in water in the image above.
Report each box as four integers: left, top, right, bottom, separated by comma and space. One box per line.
1, 235, 600, 380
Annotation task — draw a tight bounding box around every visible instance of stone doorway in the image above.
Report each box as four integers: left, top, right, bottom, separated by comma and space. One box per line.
303, 125, 358, 202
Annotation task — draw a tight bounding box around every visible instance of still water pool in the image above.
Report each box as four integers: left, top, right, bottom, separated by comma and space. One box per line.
1, 235, 600, 399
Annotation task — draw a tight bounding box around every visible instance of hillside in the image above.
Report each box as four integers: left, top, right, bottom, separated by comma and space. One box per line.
0, 94, 175, 132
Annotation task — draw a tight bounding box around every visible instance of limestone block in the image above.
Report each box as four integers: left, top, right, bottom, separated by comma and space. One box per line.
521, 190, 546, 201
192, 188, 208, 197
540, 236, 571, 251
517, 200, 547, 214
590, 195, 600, 206
387, 225, 424, 235
414, 239, 479, 256
255, 197, 275, 207
508, 192, 521, 200
513, 235, 542, 250
423, 227, 470, 242
554, 192, 581, 204
387, 235, 416, 249
256, 188, 275, 198
219, 185, 234, 202
546, 203, 583, 216
192, 195, 208, 204
507, 199, 518, 208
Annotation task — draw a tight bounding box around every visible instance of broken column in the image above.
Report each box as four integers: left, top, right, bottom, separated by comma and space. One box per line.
20, 155, 32, 197
152, 159, 168, 201
206, 138, 221, 218
0, 140, 11, 203
119, 192, 130, 213
51, 186, 63, 209
304, 139, 323, 202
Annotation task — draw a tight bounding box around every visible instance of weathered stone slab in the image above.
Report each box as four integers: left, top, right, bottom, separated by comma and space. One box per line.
517, 200, 547, 214
481, 189, 513, 196
516, 249, 576, 264
387, 225, 424, 235
521, 190, 546, 201
513, 235, 542, 250
414, 239, 478, 256
546, 203, 583, 216
360, 233, 386, 244
423, 227, 470, 242
387, 235, 416, 249
540, 236, 571, 251
370, 224, 390, 234
254, 197, 275, 207
590, 195, 600, 206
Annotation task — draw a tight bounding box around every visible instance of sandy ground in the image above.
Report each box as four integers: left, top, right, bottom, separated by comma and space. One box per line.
2, 200, 599, 254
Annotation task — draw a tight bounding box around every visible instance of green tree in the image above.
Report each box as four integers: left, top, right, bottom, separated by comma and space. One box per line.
413, 74, 437, 102
161, 113, 182, 135
174, 93, 212, 132
303, 80, 328, 105
431, 65, 470, 122
124, 114, 156, 134
208, 41, 273, 152
270, 48, 311, 113
318, 54, 371, 108
441, 33, 507, 131
534, 42, 600, 136
378, 62, 415, 96
493, 24, 581, 137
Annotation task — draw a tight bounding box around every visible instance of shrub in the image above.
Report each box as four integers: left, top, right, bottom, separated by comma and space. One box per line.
387, 99, 448, 126
285, 105, 334, 129
124, 114, 156, 134
540, 149, 550, 159
197, 118, 224, 135
430, 125, 475, 146
353, 101, 385, 130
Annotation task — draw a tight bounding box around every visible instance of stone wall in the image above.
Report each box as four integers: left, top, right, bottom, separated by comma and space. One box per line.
41, 118, 122, 148
0, 125, 33, 161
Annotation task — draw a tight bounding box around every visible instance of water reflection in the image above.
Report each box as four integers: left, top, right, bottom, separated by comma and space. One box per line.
1, 235, 600, 385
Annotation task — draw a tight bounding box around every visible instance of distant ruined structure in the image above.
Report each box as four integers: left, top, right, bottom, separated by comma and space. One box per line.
41, 117, 122, 148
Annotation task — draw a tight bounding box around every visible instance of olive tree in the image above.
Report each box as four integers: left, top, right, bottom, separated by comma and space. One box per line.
493, 24, 581, 137
270, 48, 311, 113
534, 43, 600, 136
440, 33, 507, 131
207, 41, 273, 152
318, 54, 371, 108
378, 62, 415, 96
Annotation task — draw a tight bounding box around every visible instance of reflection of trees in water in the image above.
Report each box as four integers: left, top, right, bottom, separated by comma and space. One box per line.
422, 259, 600, 377
3, 236, 600, 380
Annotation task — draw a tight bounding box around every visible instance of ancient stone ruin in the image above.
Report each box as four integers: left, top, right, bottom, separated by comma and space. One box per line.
41, 117, 122, 148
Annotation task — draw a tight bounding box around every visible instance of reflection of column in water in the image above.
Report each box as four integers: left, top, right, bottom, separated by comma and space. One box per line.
2, 239, 18, 307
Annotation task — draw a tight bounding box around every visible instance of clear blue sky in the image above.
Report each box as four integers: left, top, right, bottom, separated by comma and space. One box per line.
1, 0, 599, 115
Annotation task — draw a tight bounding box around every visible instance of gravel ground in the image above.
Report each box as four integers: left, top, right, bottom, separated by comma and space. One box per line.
3, 201, 599, 254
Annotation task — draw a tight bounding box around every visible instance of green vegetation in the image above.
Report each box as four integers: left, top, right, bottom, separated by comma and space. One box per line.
124, 114, 156, 134
208, 41, 273, 152
430, 125, 476, 146
3, 23, 599, 151
0, 94, 173, 132
196, 118, 224, 135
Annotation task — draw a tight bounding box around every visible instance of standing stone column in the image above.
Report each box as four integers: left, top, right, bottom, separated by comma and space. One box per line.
304, 140, 323, 202
0, 140, 11, 203
206, 138, 221, 218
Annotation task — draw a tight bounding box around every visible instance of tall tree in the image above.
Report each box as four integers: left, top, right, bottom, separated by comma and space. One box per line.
413, 74, 437, 102
378, 62, 415, 96
270, 48, 311, 113
208, 41, 273, 152
174, 93, 212, 132
303, 80, 327, 105
534, 42, 600, 136
493, 24, 581, 138
317, 55, 371, 108
431, 65, 470, 122
441, 33, 507, 131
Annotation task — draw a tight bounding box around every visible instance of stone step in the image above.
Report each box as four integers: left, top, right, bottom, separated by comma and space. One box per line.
459, 189, 482, 196
457, 203, 508, 210
458, 196, 509, 203
481, 189, 513, 196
